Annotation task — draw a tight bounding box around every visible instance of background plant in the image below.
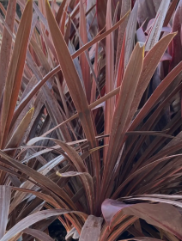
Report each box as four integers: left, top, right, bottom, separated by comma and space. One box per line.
0, 0, 182, 240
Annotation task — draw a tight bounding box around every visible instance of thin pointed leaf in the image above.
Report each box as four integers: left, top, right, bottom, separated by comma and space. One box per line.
0, 150, 76, 209
119, 238, 164, 241
0, 209, 86, 241
27, 137, 86, 172
103, 43, 144, 194
146, 0, 170, 51
128, 33, 176, 132
124, 1, 138, 68
124, 203, 182, 239
163, 0, 179, 27
80, 0, 91, 103
10, 155, 65, 213
0, 186, 11, 239
115, 1, 131, 70
6, 108, 34, 150
11, 186, 61, 209
96, 0, 107, 30
0, 0, 16, 99
56, 0, 67, 24
23, 228, 54, 241
45, 0, 96, 145
57, 171, 94, 214
12, 10, 130, 126
105, 0, 115, 150
45, 0, 101, 202
0, 0, 33, 148
102, 200, 182, 239
130, 61, 182, 131
171, 0, 182, 68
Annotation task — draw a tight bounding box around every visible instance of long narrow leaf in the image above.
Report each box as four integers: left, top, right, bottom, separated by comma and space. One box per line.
12, 11, 130, 127
57, 171, 94, 214
146, 0, 170, 51
23, 228, 54, 241
102, 200, 182, 239
45, 0, 100, 211
102, 43, 144, 198
0, 186, 11, 239
0, 0, 33, 148
127, 33, 176, 132
0, 150, 76, 209
80, 0, 91, 103
0, 209, 86, 241
0, 0, 16, 99
6, 108, 34, 150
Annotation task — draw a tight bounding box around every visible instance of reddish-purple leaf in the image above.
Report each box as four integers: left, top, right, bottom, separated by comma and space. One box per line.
12, 10, 129, 127
124, 1, 138, 68
129, 61, 182, 132
0, 0, 33, 148
170, 0, 182, 68
102, 43, 144, 197
138, 0, 160, 26
104, 0, 115, 159
5, 108, 34, 151
56, 0, 66, 24
0, 150, 76, 209
102, 199, 182, 239
119, 238, 165, 241
127, 33, 176, 132
80, 0, 91, 103
57, 170, 94, 214
23, 228, 54, 241
146, 0, 170, 51
164, 0, 179, 27
96, 0, 107, 30
79, 215, 103, 241
1, 209, 86, 241
0, 186, 11, 238
45, 0, 101, 210
116, 1, 131, 70
0, 0, 16, 99
101, 199, 132, 224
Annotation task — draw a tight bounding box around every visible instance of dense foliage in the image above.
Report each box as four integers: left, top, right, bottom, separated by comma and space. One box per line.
0, 0, 182, 240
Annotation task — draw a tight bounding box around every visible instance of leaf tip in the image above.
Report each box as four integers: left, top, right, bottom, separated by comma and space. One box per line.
56, 171, 62, 177
28, 107, 34, 115
173, 31, 178, 37
45, 0, 50, 7
138, 42, 145, 57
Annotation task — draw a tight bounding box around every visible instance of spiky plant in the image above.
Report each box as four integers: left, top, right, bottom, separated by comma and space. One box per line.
1, 0, 182, 241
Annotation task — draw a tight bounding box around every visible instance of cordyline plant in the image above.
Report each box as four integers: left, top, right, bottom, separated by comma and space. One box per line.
1, 0, 182, 240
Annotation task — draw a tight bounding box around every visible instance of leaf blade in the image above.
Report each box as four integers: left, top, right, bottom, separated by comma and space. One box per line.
0, 186, 11, 239
0, 0, 33, 148
79, 215, 103, 241
0, 0, 16, 99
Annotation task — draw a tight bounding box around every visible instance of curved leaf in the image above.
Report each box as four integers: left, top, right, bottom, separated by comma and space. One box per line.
0, 150, 76, 210
102, 199, 182, 239
0, 209, 86, 241
23, 228, 54, 241
57, 171, 94, 214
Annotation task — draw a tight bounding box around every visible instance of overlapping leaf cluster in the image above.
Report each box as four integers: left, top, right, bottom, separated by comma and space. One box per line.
0, 0, 182, 240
